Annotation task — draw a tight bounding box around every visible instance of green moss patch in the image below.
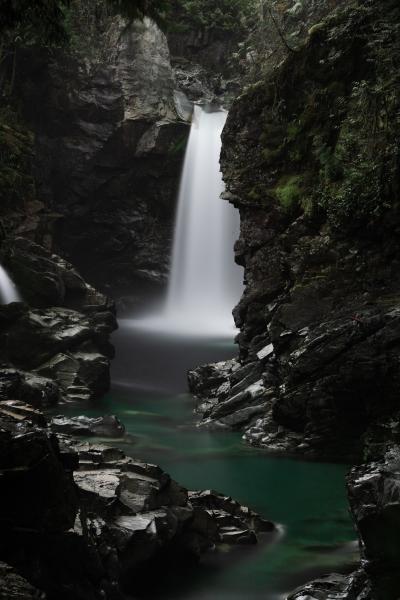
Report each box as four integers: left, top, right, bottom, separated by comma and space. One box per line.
275, 175, 303, 213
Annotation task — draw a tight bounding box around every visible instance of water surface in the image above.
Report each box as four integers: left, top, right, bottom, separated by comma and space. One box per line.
61, 324, 357, 600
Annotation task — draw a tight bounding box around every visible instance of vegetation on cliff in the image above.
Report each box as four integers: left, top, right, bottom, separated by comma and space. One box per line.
231, 0, 400, 234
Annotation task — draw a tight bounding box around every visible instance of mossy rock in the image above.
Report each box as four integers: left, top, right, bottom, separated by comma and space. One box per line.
275, 175, 303, 213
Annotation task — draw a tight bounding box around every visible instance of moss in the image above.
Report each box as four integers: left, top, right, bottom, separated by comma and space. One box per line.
275, 175, 303, 213
166, 0, 252, 34
287, 121, 302, 142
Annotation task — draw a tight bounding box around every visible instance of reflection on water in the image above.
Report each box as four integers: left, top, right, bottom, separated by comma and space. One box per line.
61, 324, 357, 599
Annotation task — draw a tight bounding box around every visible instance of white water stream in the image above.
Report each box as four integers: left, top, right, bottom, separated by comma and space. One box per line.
129, 105, 243, 337
0, 264, 20, 304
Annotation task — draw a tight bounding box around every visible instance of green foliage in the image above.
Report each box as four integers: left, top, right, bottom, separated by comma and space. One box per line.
247, 1, 400, 233
313, 136, 343, 182
0, 0, 70, 46
167, 0, 252, 33
317, 73, 400, 231
0, 0, 171, 91
275, 175, 302, 213
107, 0, 169, 23
0, 0, 169, 50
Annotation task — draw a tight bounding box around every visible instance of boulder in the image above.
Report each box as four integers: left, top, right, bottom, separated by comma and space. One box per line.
1, 237, 113, 312
0, 302, 115, 403
288, 571, 369, 600
0, 368, 59, 408
50, 415, 125, 438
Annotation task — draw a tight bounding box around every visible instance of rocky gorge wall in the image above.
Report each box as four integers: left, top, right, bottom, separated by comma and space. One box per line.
191, 0, 400, 462
3, 1, 400, 598
189, 0, 400, 598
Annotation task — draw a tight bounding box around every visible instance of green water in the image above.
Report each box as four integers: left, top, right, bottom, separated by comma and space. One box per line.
60, 326, 357, 599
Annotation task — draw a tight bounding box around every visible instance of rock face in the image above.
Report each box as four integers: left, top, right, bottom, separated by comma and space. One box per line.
190, 0, 400, 463
0, 298, 115, 404
16, 17, 190, 307
0, 403, 277, 600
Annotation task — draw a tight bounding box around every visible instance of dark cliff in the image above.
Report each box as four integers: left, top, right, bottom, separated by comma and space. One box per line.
189, 1, 400, 598
191, 0, 400, 462
16, 17, 190, 307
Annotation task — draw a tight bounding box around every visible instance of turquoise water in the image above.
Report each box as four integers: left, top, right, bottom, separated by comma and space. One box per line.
61, 325, 357, 599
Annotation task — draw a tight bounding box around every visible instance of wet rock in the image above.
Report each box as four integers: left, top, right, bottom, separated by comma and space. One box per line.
191, 307, 400, 461
173, 90, 193, 121
346, 450, 400, 599
1, 238, 113, 313
0, 368, 59, 408
189, 490, 275, 544
0, 399, 47, 428
49, 415, 125, 438
188, 359, 240, 398
0, 403, 277, 599
288, 571, 370, 600
0, 301, 115, 403
0, 562, 45, 599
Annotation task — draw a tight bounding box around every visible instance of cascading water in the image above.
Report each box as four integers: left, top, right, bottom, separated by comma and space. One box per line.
131, 105, 243, 337
0, 264, 20, 304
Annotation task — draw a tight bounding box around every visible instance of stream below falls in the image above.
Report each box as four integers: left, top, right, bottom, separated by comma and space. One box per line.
59, 322, 358, 600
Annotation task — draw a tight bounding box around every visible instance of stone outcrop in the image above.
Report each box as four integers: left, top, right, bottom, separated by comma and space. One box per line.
0, 299, 115, 404
49, 415, 125, 438
1, 237, 113, 310
0, 236, 116, 404
0, 402, 277, 600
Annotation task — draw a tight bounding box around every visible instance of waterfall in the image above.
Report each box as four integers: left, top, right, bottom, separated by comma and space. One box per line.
131, 105, 243, 337
0, 264, 21, 304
